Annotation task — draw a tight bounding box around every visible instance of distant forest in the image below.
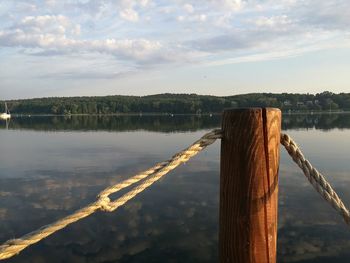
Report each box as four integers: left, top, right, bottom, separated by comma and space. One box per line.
2, 91, 350, 115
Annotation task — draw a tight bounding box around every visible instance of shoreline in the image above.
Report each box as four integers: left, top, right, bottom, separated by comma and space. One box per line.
8, 110, 350, 117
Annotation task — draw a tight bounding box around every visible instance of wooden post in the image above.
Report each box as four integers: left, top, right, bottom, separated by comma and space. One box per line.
219, 108, 281, 263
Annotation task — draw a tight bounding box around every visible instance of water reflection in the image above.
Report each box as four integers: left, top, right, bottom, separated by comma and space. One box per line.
0, 114, 350, 262
0, 115, 220, 132
1, 112, 350, 132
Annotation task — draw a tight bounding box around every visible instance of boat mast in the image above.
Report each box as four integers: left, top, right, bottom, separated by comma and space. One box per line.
5, 102, 9, 114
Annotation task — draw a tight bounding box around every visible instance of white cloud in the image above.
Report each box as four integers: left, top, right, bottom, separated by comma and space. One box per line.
254, 15, 292, 28
1, 0, 350, 92
214, 0, 243, 11
120, 0, 135, 9
119, 8, 139, 22
119, 0, 150, 10
71, 24, 81, 36
0, 24, 163, 62
215, 13, 232, 28
19, 15, 70, 30
177, 15, 185, 22
2, 1, 349, 65
196, 14, 207, 22
158, 6, 175, 14
1, 9, 213, 68
296, 0, 350, 30
10, 14, 83, 39
93, 38, 162, 60
117, 0, 151, 22
183, 4, 194, 13
176, 13, 207, 23
140, 0, 150, 7
45, 0, 56, 7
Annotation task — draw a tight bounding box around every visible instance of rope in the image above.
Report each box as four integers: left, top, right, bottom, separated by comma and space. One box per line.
280, 133, 350, 225
0, 129, 222, 260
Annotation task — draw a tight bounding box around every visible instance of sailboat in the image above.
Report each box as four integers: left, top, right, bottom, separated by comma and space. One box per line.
0, 102, 11, 120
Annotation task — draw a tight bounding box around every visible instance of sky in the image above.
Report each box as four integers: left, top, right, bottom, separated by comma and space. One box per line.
0, 0, 350, 99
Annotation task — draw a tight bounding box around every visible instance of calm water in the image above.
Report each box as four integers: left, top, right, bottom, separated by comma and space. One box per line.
1, 114, 350, 263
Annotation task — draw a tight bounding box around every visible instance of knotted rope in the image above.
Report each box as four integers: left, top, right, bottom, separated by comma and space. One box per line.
0, 129, 222, 260
281, 133, 350, 225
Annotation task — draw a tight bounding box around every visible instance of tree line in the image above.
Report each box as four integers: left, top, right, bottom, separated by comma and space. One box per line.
2, 91, 350, 115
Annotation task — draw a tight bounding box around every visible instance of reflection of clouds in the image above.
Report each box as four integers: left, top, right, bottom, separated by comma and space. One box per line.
125, 202, 142, 213
185, 207, 196, 218
144, 214, 152, 223
293, 241, 321, 255
130, 229, 139, 237
0, 191, 12, 197
144, 227, 162, 236
128, 218, 139, 228
1, 125, 349, 262
117, 234, 125, 242
0, 167, 220, 262
278, 161, 350, 262
279, 233, 350, 262
180, 159, 219, 173
124, 202, 142, 234
0, 170, 137, 213
127, 241, 151, 256
0, 208, 7, 219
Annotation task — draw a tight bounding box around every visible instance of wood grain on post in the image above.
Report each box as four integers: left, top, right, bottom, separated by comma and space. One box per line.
219, 108, 281, 263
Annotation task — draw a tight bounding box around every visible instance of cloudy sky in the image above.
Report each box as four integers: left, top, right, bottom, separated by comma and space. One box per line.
1, 0, 350, 99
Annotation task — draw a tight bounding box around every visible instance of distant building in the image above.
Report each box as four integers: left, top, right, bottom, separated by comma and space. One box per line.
283, 100, 292, 106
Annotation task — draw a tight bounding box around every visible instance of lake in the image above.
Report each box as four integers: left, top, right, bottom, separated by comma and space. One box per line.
1, 113, 350, 263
